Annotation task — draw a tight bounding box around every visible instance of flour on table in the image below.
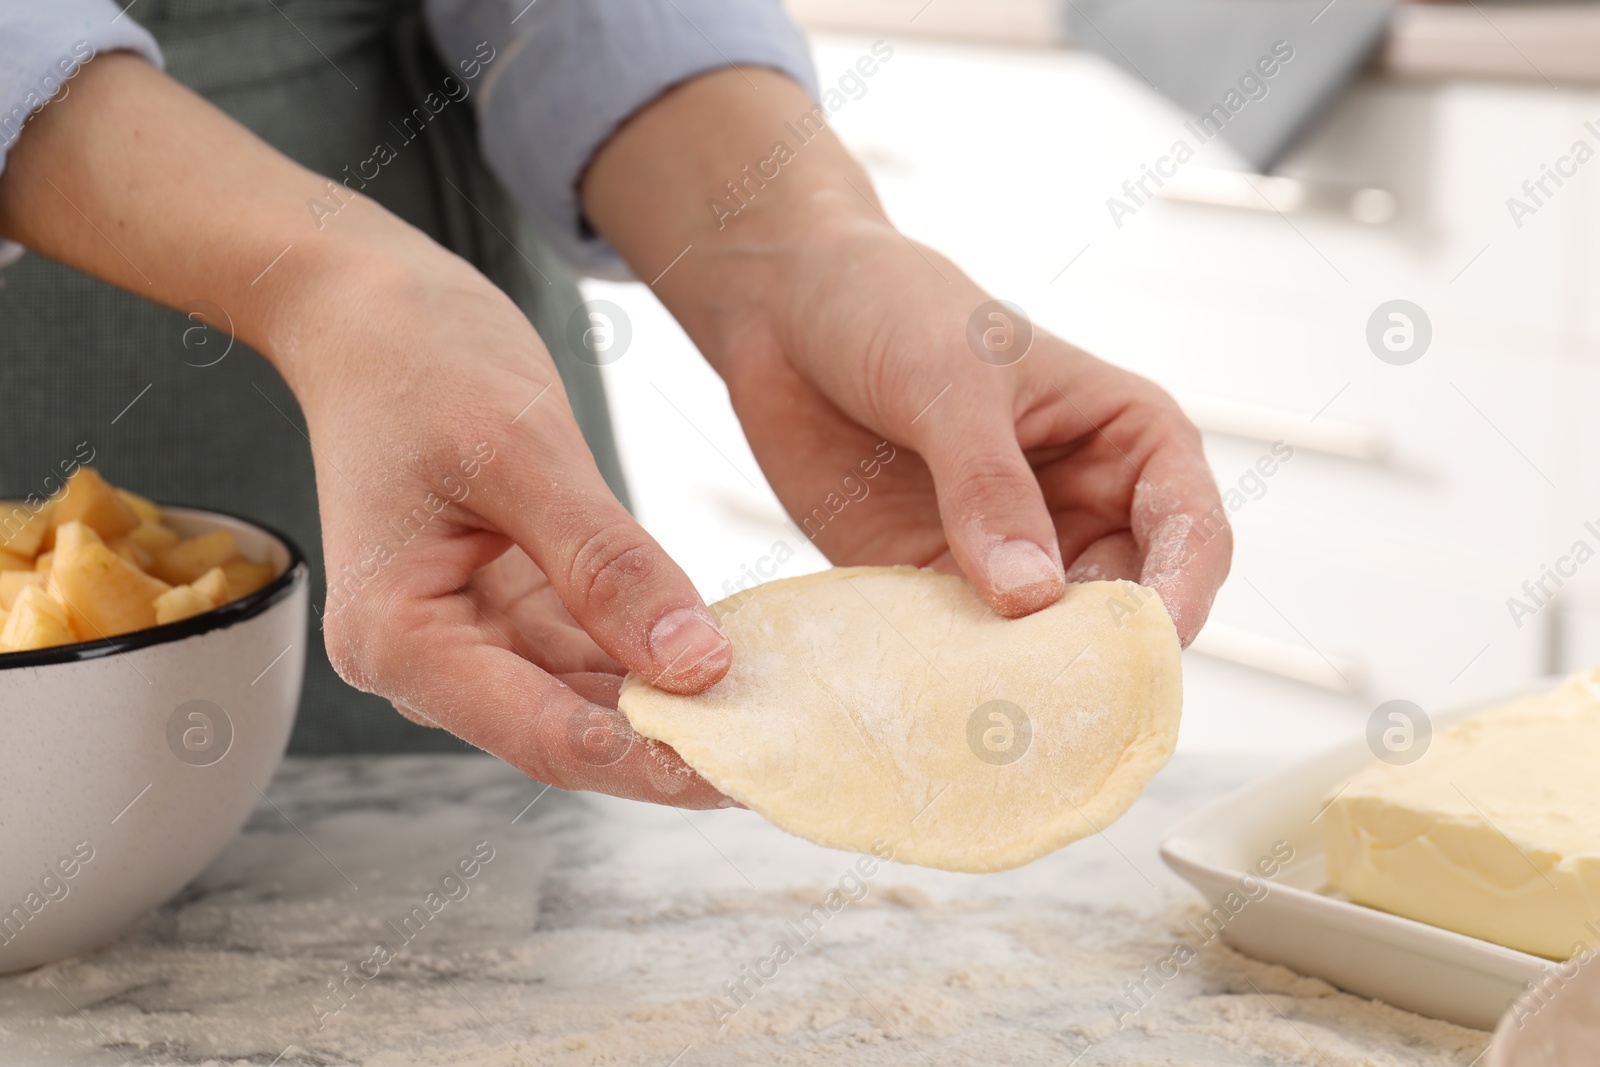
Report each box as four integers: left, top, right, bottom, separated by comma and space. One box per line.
0, 758, 1491, 1067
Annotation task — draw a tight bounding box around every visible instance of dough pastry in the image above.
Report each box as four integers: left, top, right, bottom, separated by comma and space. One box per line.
619, 566, 1182, 872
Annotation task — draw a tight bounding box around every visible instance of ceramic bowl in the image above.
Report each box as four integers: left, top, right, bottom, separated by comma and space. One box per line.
1488, 951, 1600, 1066
0, 507, 307, 974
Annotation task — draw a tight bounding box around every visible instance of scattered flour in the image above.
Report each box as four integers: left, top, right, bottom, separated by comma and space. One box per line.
0, 758, 1491, 1066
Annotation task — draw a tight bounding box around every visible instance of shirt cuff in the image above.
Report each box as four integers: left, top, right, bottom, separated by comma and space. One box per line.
468, 0, 818, 277
0, 0, 163, 175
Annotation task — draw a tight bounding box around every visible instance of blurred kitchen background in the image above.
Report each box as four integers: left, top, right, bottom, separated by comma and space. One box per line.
581, 0, 1600, 757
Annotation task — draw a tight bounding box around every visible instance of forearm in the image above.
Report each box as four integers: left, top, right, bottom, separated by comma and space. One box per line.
0, 53, 430, 397
579, 68, 889, 365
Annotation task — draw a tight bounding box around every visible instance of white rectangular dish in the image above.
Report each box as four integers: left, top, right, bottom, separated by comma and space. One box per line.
1159, 681, 1558, 1030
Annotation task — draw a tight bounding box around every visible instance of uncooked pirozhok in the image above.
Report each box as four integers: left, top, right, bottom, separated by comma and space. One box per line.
619, 566, 1182, 873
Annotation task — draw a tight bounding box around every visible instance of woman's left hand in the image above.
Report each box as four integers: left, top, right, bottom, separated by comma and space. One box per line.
584, 68, 1231, 644
695, 206, 1232, 644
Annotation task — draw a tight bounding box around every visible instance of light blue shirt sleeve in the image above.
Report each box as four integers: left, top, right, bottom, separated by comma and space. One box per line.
0, 0, 163, 267
424, 0, 819, 276
0, 0, 163, 171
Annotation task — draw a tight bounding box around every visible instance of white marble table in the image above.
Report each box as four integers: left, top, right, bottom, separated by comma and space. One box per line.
0, 754, 1491, 1066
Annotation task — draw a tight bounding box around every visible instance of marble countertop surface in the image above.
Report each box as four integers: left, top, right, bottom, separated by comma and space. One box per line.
0, 753, 1492, 1066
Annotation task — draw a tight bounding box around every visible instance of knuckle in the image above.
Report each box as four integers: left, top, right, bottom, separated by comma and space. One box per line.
421, 425, 506, 508
322, 610, 377, 694
566, 522, 659, 610
321, 580, 418, 698
502, 685, 581, 788
947, 452, 1032, 507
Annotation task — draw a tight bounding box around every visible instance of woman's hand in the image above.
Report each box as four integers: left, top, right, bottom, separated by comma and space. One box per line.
0, 54, 732, 807
282, 233, 737, 807
584, 71, 1231, 643
709, 212, 1231, 642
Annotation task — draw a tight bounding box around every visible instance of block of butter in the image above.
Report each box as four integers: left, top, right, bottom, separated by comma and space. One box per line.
1323, 670, 1600, 961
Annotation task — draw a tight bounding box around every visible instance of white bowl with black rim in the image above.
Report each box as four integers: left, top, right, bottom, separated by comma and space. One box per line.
0, 507, 308, 974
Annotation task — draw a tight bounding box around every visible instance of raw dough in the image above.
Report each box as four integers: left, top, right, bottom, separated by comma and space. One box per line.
619, 566, 1182, 872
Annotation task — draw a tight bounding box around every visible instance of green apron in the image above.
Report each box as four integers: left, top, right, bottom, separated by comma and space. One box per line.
0, 0, 629, 753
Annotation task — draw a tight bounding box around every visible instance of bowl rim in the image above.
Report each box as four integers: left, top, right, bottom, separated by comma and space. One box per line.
0, 505, 308, 670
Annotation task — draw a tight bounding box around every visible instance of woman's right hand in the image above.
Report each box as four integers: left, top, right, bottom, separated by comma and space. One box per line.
0, 53, 733, 807
279, 218, 736, 808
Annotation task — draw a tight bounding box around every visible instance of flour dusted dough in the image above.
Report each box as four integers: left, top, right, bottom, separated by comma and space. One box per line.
618, 566, 1182, 872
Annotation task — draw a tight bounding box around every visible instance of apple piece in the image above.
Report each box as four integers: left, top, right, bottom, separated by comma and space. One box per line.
52, 542, 170, 638
110, 537, 154, 572
153, 584, 214, 625
0, 585, 74, 650
0, 501, 54, 558
126, 520, 180, 555
191, 567, 231, 608
152, 530, 238, 586
221, 559, 276, 601
53, 520, 102, 557
53, 468, 140, 541
0, 571, 43, 610
115, 488, 163, 525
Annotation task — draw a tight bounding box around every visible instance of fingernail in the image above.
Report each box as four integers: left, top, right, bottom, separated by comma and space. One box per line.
985, 539, 1065, 612
648, 607, 732, 687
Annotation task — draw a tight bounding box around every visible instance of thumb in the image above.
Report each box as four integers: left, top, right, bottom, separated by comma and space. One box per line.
475, 430, 731, 695
911, 395, 1066, 617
